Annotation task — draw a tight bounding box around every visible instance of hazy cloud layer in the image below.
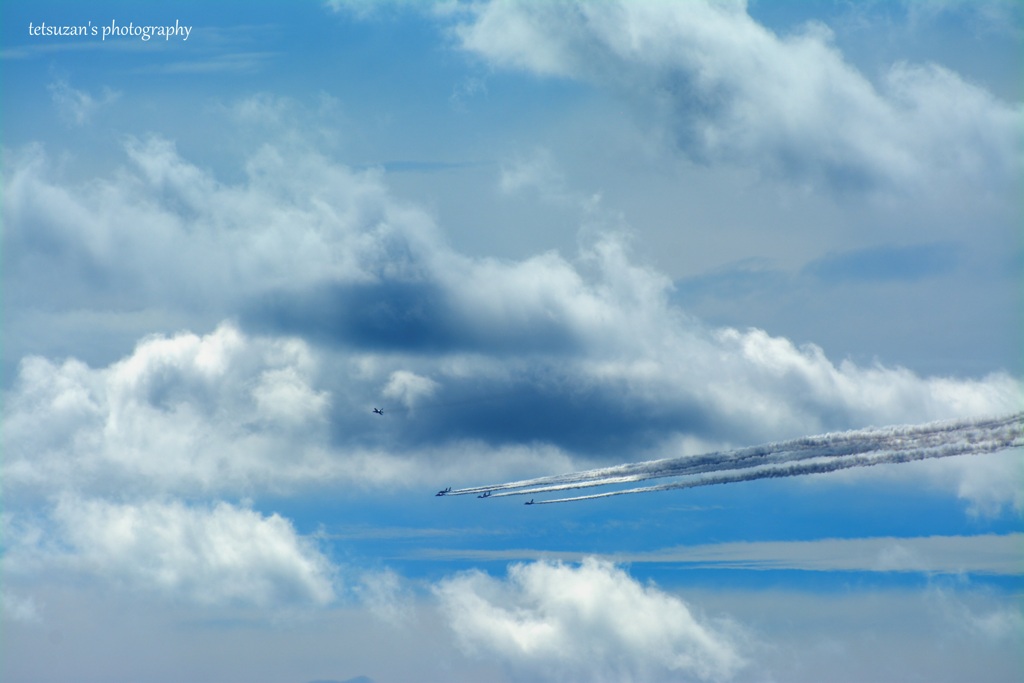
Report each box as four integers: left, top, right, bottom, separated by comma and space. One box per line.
413, 532, 1024, 577
627, 533, 1024, 575
5, 571, 1018, 683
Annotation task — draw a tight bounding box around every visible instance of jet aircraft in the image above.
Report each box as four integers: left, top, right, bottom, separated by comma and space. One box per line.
373, 408, 384, 415
477, 491, 492, 498
436, 486, 452, 496
524, 499, 535, 505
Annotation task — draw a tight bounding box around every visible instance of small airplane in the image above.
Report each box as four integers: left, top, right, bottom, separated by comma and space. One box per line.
477, 491, 492, 499
524, 499, 535, 506
435, 486, 452, 497
373, 408, 384, 415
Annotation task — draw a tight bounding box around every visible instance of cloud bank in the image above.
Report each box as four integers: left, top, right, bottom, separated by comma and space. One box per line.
4, 135, 1020, 511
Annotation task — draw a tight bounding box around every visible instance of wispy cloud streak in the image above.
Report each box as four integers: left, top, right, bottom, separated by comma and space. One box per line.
444, 414, 1023, 504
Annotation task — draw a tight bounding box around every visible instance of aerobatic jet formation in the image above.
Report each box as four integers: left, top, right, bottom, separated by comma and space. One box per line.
436, 414, 1023, 506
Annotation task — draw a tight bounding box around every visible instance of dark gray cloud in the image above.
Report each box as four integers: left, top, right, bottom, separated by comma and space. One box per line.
243, 279, 579, 356
350, 370, 718, 456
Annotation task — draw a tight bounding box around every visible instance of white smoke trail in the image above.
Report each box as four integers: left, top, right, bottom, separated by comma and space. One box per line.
442, 414, 1023, 503
535, 430, 1022, 504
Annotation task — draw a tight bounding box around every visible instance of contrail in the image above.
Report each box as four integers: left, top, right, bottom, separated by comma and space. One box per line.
443, 413, 1023, 503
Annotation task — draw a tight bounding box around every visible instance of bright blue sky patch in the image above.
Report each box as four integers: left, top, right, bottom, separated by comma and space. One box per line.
804, 242, 961, 283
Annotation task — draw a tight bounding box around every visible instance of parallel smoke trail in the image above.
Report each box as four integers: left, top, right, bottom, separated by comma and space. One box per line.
535, 429, 1022, 503
489, 413, 1023, 498
445, 413, 1023, 503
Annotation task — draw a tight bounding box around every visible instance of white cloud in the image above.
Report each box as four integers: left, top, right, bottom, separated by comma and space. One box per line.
818, 446, 1024, 517
47, 78, 119, 126
453, 0, 1022, 197
436, 558, 746, 683
948, 449, 1024, 516
2, 137, 441, 313
2, 324, 336, 498
7, 497, 337, 608
383, 370, 439, 411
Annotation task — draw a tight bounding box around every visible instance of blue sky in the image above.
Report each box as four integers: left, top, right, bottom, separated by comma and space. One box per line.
2, 2, 1022, 682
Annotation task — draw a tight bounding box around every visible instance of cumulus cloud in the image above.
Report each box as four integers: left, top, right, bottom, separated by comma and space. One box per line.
0, 322, 580, 501
2, 324, 339, 499
2, 136, 440, 315
436, 558, 745, 682
453, 0, 1022, 196
7, 497, 336, 607
921, 449, 1024, 516
383, 370, 439, 411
